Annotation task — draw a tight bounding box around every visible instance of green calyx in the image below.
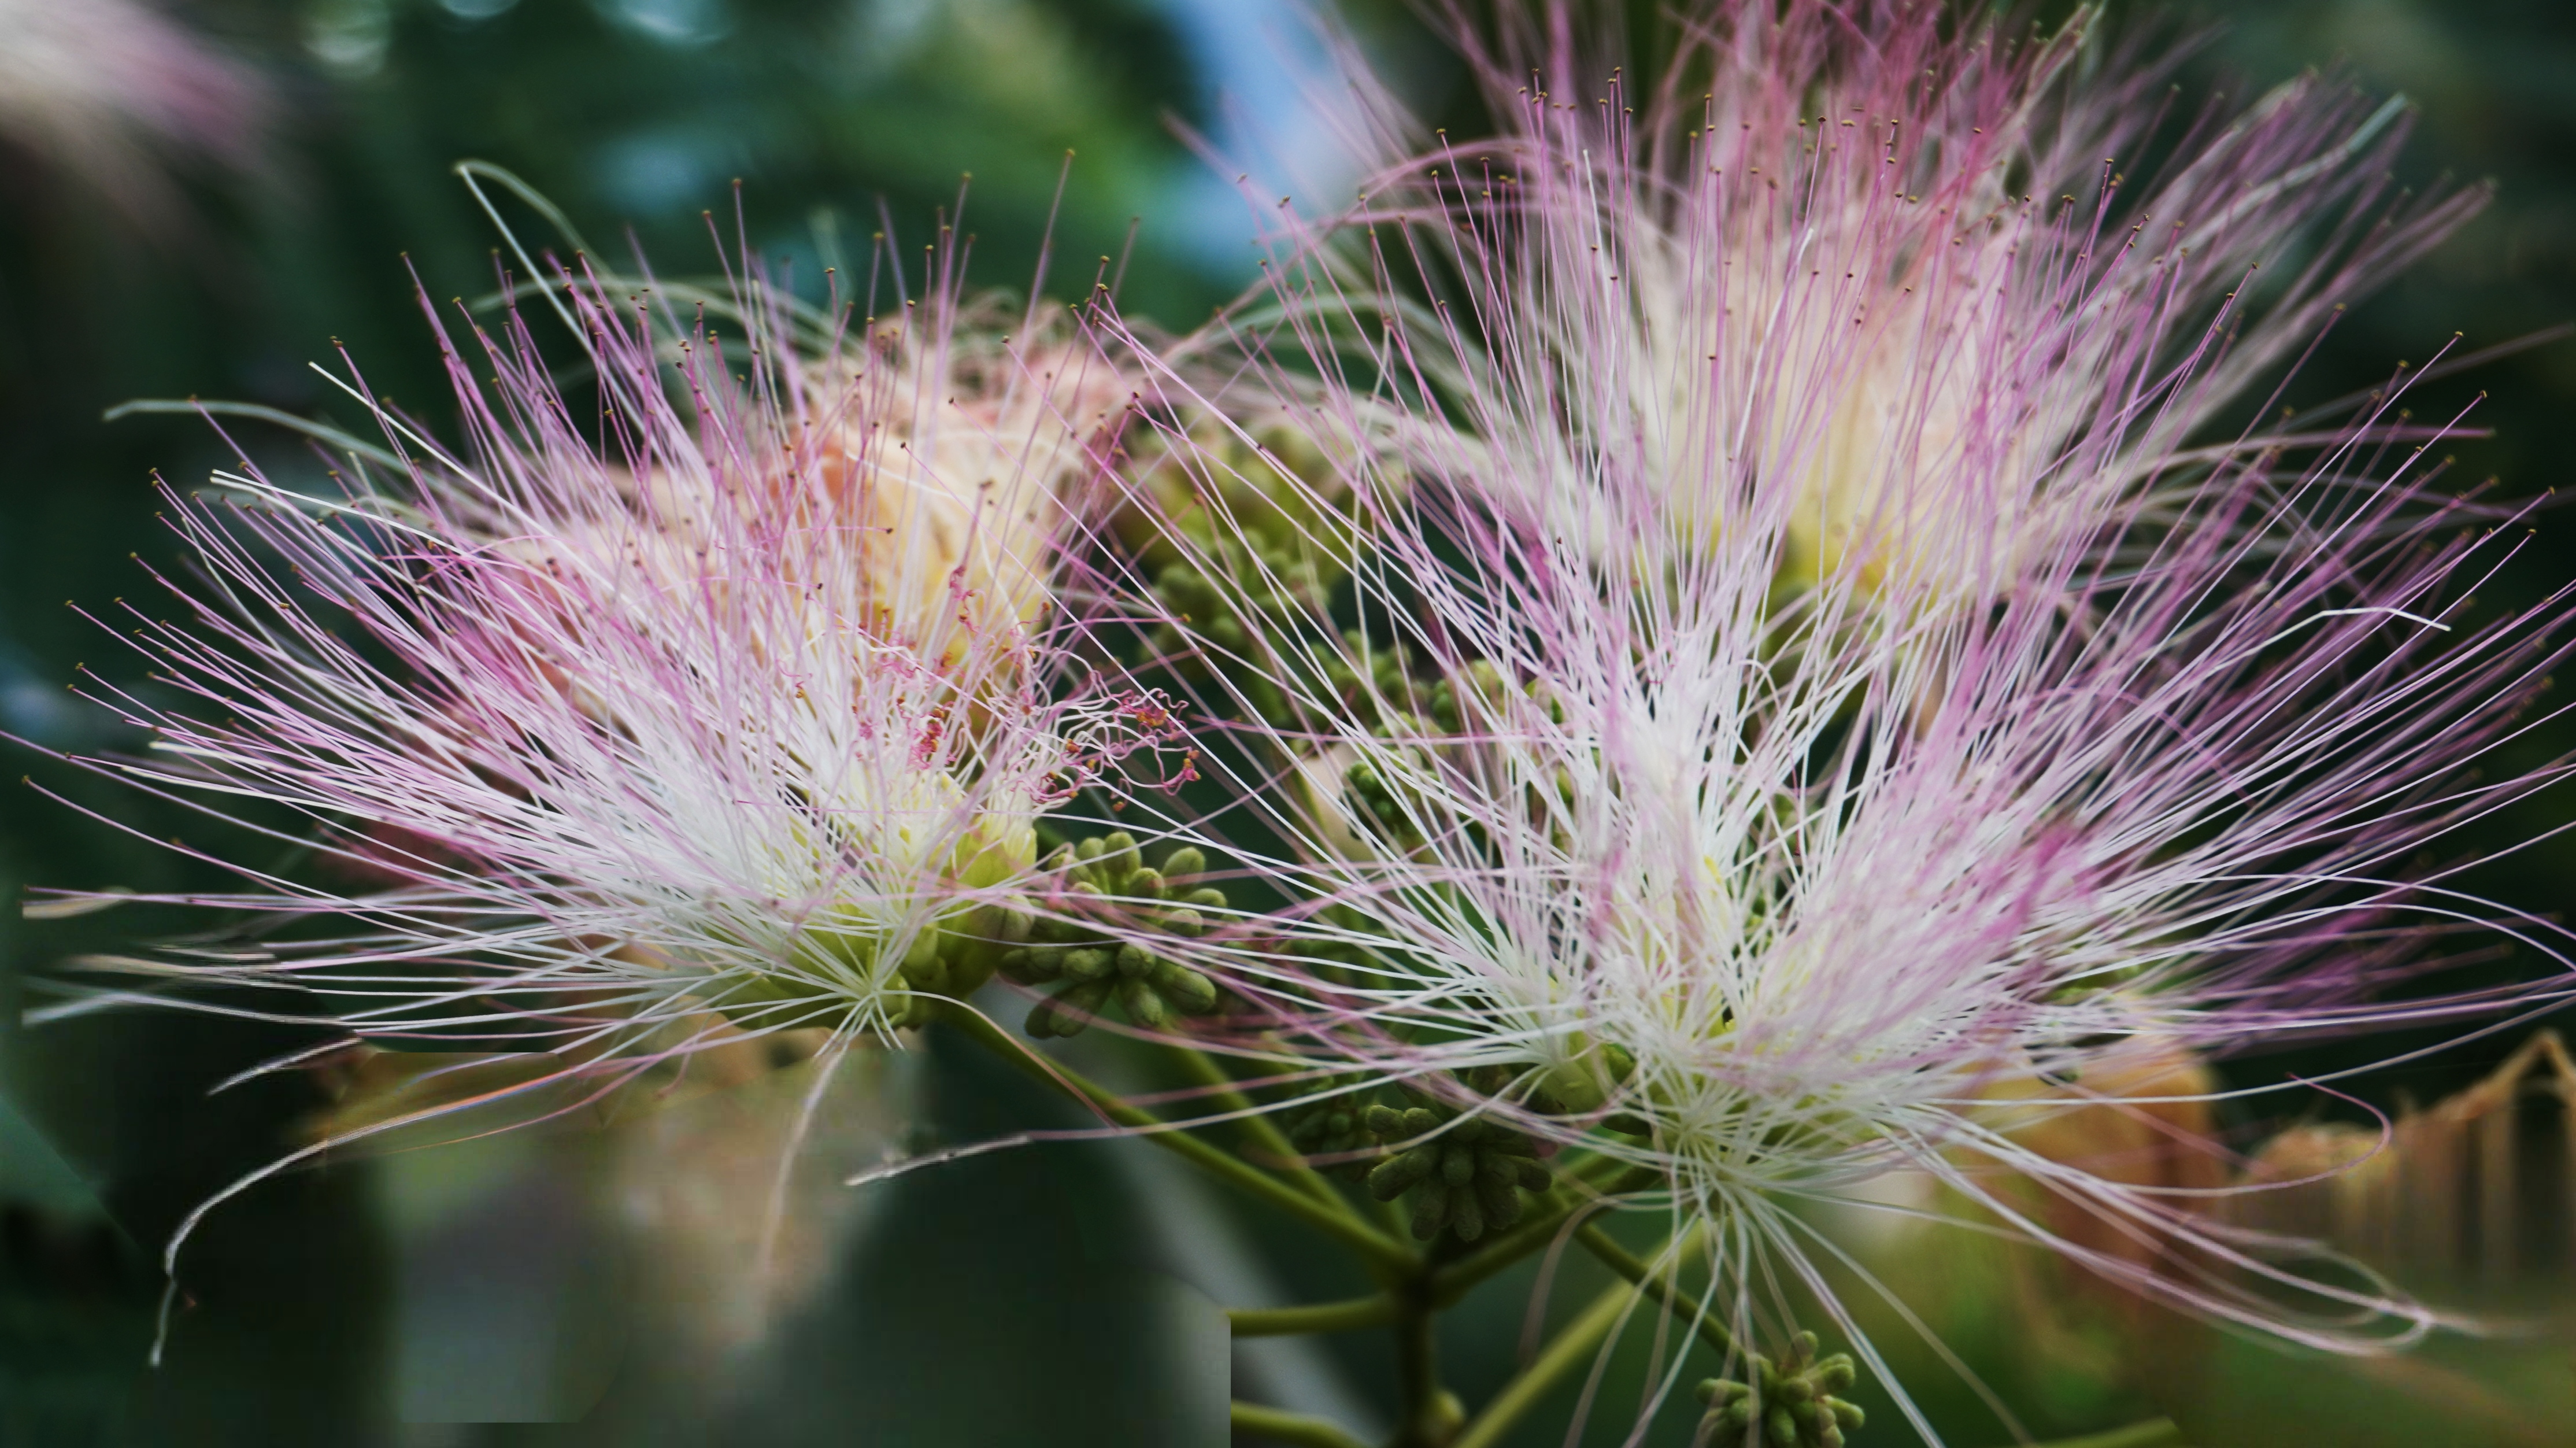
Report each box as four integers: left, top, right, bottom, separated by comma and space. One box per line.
1361, 1085, 1552, 1244
879, 903, 1025, 1029
1695, 1332, 1867, 1448
732, 901, 1018, 1035
996, 832, 1228, 1038
1539, 1040, 1639, 1117
734, 807, 1042, 1032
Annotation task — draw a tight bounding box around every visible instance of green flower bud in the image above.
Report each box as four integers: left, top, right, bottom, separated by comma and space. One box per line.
1441, 1144, 1477, 1187
1408, 1183, 1449, 1240
1005, 945, 1064, 983
1450, 1187, 1486, 1242
1369, 1144, 1437, 1200
1541, 1041, 1638, 1112
900, 927, 943, 974
1028, 978, 1113, 1037
1101, 833, 1140, 877
1695, 1379, 1748, 1406
1120, 976, 1170, 1030
1156, 963, 1218, 1014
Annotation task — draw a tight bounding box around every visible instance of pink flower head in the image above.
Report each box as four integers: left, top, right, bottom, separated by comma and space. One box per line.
1099, 0, 2576, 1418
32, 241, 1153, 1097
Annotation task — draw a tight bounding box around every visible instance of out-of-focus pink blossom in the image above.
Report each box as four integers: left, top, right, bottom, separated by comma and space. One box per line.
0, 0, 269, 227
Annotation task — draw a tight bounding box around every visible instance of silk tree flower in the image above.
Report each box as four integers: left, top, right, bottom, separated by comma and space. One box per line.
1274, 0, 2479, 602
1128, 348, 2576, 1425
25, 254, 1167, 1157
1090, 1, 2576, 1425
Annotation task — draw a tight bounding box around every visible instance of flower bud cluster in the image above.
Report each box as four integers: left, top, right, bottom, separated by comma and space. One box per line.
1361, 1094, 1551, 1244
1694, 1332, 1866, 1448
998, 833, 1228, 1036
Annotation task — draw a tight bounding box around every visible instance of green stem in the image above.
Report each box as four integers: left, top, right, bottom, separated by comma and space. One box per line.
1390, 1275, 1455, 1448
1448, 1273, 1640, 1448
939, 1004, 1417, 1273
1572, 1223, 1735, 1360
1228, 1295, 1397, 1336
1230, 1401, 1371, 1448
2018, 1421, 2188, 1448
1170, 1044, 1354, 1210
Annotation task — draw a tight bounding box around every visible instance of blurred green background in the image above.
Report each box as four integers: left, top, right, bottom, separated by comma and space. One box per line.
2, 2, 2572, 1445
